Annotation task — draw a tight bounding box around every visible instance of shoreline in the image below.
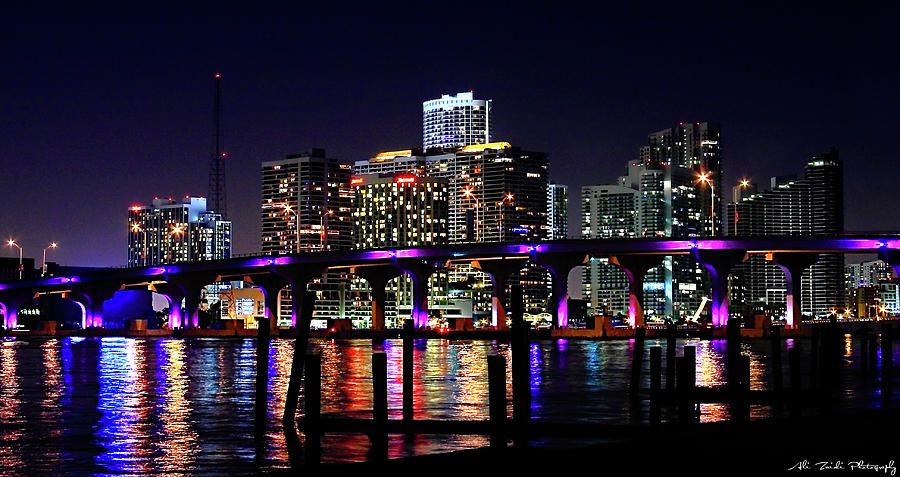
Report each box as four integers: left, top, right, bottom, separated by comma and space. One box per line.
3, 322, 892, 340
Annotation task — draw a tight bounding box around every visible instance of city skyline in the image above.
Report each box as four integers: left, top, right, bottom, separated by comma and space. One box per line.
2, 3, 899, 267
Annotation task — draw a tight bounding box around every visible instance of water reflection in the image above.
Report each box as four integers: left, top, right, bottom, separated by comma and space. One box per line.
157, 339, 198, 472
0, 340, 22, 470
0, 336, 894, 472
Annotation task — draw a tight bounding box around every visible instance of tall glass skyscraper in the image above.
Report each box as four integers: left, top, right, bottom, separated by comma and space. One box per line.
422, 92, 492, 151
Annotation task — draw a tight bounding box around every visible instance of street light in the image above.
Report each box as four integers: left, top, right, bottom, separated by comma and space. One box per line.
463, 187, 481, 241
697, 172, 716, 237
42, 242, 58, 276
263, 202, 300, 253
7, 239, 23, 279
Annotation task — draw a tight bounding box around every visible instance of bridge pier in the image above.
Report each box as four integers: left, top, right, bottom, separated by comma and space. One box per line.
151, 283, 185, 329
248, 274, 292, 333
692, 249, 747, 327
353, 265, 403, 331
608, 254, 666, 328
72, 282, 121, 328
531, 253, 587, 328
772, 253, 820, 328
472, 257, 529, 329
395, 259, 440, 328
164, 273, 218, 328
0, 291, 34, 330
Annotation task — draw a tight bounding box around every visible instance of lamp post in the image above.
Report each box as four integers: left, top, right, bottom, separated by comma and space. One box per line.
6, 239, 23, 279
497, 192, 514, 242
263, 202, 300, 253
463, 187, 481, 241
42, 242, 58, 276
697, 172, 716, 237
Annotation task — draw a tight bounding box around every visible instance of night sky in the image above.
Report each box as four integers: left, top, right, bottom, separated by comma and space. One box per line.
2, 3, 899, 267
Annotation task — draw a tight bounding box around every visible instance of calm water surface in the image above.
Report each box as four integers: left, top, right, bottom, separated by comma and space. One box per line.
0, 336, 892, 474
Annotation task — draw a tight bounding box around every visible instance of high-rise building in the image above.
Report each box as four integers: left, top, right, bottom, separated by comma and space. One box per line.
581, 185, 638, 317
261, 148, 354, 325
357, 142, 550, 324
579, 123, 720, 322
845, 260, 899, 317
727, 149, 845, 320
353, 149, 426, 177
640, 122, 722, 237
423, 92, 492, 151
261, 148, 353, 254
432, 142, 548, 244
352, 174, 449, 249
351, 173, 451, 327
128, 196, 231, 267
547, 183, 568, 240
435, 142, 549, 321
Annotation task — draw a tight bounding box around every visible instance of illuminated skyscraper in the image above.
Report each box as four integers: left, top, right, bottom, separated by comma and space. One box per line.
581, 185, 638, 317
547, 183, 568, 240
127, 196, 231, 267
727, 149, 845, 320
260, 148, 354, 325
423, 92, 492, 151
352, 174, 448, 249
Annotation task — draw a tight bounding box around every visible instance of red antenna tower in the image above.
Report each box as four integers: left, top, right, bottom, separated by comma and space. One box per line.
209, 73, 227, 217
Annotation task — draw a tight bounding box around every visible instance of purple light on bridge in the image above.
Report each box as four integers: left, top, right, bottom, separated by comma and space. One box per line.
273, 257, 291, 266
556, 294, 568, 328
394, 249, 425, 259
504, 244, 546, 254
45, 277, 71, 285
359, 250, 395, 260
243, 258, 274, 268
145, 267, 167, 275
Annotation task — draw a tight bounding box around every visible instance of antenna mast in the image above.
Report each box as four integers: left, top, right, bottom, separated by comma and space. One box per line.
209, 73, 227, 217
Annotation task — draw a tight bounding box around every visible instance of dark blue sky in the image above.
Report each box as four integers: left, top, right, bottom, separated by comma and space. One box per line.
2, 2, 899, 267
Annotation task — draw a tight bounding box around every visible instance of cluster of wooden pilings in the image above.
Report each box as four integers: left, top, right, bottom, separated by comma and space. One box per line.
629, 318, 895, 425
269, 289, 896, 466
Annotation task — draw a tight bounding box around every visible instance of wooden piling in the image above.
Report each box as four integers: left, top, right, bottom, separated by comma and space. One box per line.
373, 352, 387, 425
726, 318, 740, 392
283, 291, 315, 428
677, 346, 696, 424
629, 327, 646, 401
402, 318, 414, 421
666, 323, 677, 391
304, 353, 321, 465
649, 346, 662, 426
488, 354, 507, 448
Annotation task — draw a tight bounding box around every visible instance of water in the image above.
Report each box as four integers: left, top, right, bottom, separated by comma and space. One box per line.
0, 335, 892, 473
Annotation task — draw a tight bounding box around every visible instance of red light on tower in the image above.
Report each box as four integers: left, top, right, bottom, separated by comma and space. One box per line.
395, 176, 416, 185
130, 205, 142, 211
351, 177, 364, 185
215, 73, 221, 79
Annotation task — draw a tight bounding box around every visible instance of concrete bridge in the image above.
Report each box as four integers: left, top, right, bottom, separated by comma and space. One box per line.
1, 236, 899, 331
